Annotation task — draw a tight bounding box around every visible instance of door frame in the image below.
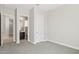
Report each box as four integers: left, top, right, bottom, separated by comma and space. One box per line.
15, 16, 29, 43
15, 8, 29, 44
1, 14, 14, 46
0, 13, 1, 46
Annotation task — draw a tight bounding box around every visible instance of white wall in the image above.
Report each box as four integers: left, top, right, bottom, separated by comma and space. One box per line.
44, 13, 48, 40
0, 7, 15, 17
47, 5, 79, 50
29, 8, 34, 43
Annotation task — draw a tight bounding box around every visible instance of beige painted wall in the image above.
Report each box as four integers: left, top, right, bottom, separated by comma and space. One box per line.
47, 5, 79, 50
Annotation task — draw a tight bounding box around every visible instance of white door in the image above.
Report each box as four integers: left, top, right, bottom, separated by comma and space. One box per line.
35, 13, 44, 42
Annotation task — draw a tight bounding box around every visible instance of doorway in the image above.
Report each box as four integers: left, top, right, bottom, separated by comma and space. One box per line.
19, 16, 28, 42
0, 13, 1, 46
2, 15, 14, 45
9, 18, 13, 43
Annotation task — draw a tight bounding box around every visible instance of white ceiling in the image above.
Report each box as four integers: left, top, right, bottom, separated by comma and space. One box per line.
0, 4, 35, 11
0, 4, 63, 12
38, 4, 63, 12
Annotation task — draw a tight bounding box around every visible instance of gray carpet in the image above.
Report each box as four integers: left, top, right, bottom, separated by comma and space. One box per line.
0, 40, 79, 54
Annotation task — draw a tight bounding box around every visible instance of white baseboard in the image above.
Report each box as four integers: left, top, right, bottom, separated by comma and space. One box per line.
28, 39, 79, 50
28, 40, 36, 44
48, 40, 79, 50
34, 40, 48, 44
